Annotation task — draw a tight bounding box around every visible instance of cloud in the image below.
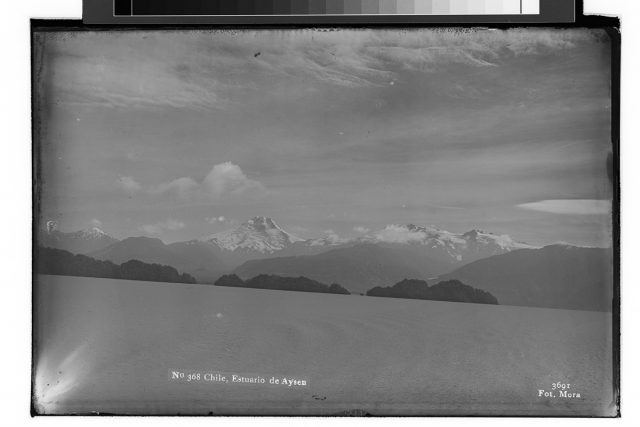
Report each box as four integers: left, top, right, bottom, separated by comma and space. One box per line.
375, 224, 427, 244
150, 177, 199, 199
151, 162, 266, 201
203, 162, 265, 198
44, 33, 227, 111
206, 215, 238, 226
90, 218, 103, 228
516, 199, 611, 215
370, 46, 496, 72
43, 29, 605, 111
323, 229, 349, 245
206, 215, 226, 224
116, 176, 142, 194
353, 226, 370, 234
139, 218, 185, 235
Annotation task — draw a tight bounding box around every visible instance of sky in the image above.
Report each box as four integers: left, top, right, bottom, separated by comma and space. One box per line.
34, 28, 614, 247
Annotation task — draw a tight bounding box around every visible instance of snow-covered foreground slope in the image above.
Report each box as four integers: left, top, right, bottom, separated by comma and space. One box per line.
34, 275, 615, 416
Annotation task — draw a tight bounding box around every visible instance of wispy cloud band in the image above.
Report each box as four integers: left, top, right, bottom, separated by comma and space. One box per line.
40, 29, 606, 111
516, 199, 611, 215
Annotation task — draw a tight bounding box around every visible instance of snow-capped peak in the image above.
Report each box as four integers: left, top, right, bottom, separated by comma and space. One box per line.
202, 216, 537, 260
39, 222, 118, 255
203, 216, 303, 253
246, 216, 285, 232
78, 227, 109, 239
462, 229, 485, 238
461, 228, 534, 251
371, 223, 536, 262
43, 221, 111, 241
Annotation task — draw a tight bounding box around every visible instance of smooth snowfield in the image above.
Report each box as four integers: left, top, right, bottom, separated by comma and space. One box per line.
34, 275, 615, 416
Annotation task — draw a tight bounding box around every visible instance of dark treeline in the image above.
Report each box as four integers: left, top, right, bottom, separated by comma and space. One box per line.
37, 247, 197, 284
37, 246, 497, 304
215, 274, 351, 295
367, 279, 498, 305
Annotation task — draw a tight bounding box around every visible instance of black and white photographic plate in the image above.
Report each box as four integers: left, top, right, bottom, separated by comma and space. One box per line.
31, 25, 618, 416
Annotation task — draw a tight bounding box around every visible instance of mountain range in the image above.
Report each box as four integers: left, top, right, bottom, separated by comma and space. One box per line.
235, 243, 441, 295
438, 244, 614, 311
202, 216, 304, 254
36, 216, 614, 310
39, 222, 118, 254
40, 216, 534, 284
89, 237, 228, 283
38, 247, 196, 284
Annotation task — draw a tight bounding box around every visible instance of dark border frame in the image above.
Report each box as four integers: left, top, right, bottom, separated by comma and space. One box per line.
30, 13, 621, 417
